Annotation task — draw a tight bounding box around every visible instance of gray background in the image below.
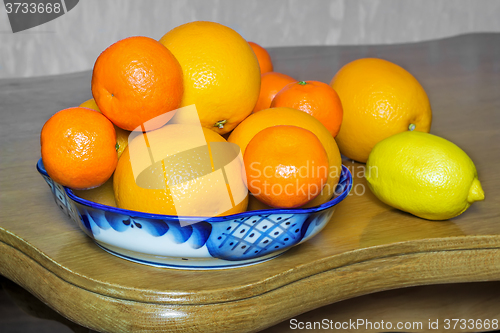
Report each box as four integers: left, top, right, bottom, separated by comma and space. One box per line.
1, 0, 500, 78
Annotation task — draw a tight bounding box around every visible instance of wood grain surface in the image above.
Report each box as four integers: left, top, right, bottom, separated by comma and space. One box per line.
2, 276, 499, 333
0, 33, 499, 332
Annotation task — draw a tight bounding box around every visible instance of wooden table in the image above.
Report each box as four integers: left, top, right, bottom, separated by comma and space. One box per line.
1, 33, 499, 333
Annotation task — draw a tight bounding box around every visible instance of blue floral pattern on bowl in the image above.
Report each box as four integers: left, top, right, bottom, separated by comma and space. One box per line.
36, 158, 352, 269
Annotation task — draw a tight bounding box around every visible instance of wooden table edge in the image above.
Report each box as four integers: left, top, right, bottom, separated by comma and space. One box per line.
1, 239, 499, 333
1, 227, 499, 305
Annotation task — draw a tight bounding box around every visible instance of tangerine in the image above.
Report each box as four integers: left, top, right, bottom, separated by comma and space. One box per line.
244, 125, 329, 208
40, 107, 117, 190
271, 80, 343, 137
253, 72, 296, 113
79, 98, 130, 158
91, 36, 183, 131
248, 41, 273, 74
228, 107, 341, 207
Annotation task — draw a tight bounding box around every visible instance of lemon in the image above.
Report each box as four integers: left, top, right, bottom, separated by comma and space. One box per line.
366, 131, 484, 220
73, 176, 117, 207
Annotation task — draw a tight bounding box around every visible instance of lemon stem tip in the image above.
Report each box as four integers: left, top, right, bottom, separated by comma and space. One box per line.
468, 178, 485, 203
409, 123, 416, 131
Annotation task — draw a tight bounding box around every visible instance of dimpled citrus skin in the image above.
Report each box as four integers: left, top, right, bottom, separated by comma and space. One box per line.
91, 36, 183, 132
244, 125, 329, 208
330, 58, 432, 163
159, 21, 261, 134
229, 107, 342, 208
271, 80, 343, 137
79, 98, 130, 159
40, 107, 117, 190
365, 131, 484, 220
114, 125, 248, 216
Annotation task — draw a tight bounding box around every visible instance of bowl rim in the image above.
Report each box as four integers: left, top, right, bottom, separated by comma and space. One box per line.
36, 158, 352, 222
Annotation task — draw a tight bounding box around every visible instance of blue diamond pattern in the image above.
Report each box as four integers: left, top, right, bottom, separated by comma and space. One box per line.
205, 213, 308, 260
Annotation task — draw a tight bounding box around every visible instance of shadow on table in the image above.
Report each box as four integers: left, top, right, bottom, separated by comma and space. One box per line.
0, 275, 94, 333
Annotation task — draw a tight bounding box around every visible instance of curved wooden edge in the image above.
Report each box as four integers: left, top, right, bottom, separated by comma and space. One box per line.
1, 241, 499, 333
1, 227, 500, 305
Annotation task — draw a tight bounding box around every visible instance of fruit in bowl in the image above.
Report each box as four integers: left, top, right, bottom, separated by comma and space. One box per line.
92, 36, 184, 132
38, 104, 350, 269
40, 107, 118, 190
229, 107, 342, 209
113, 123, 249, 218
37, 158, 352, 269
159, 21, 261, 135
38, 21, 352, 269
243, 125, 329, 209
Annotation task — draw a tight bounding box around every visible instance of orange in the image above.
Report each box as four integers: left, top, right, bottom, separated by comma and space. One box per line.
159, 21, 260, 134
114, 124, 248, 216
91, 36, 183, 131
40, 107, 117, 190
330, 58, 432, 163
244, 126, 328, 208
79, 98, 130, 158
248, 41, 273, 74
271, 80, 343, 137
228, 107, 342, 207
253, 72, 296, 113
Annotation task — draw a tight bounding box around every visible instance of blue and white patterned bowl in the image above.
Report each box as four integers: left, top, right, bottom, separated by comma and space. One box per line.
36, 158, 352, 269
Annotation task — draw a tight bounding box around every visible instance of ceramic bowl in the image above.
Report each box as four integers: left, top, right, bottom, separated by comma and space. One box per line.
36, 158, 352, 269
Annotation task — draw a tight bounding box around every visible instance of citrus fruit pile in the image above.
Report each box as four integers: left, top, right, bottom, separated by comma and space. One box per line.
40, 20, 484, 221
